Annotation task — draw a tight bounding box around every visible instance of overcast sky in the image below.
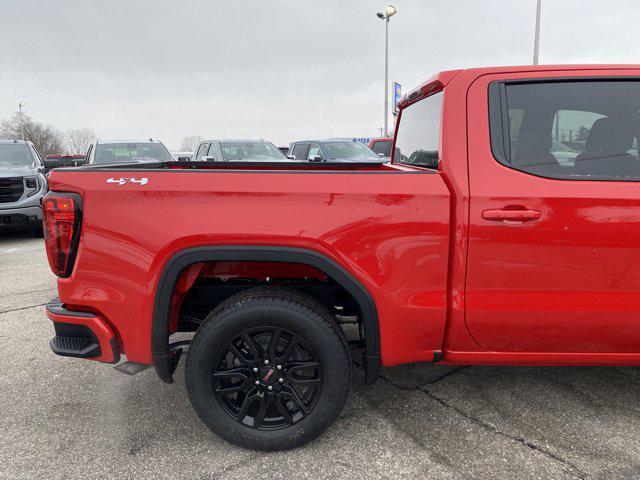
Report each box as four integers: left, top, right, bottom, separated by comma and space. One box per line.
1, 0, 640, 150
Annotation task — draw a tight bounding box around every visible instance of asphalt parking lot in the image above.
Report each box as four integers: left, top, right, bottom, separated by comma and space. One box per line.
1, 232, 639, 480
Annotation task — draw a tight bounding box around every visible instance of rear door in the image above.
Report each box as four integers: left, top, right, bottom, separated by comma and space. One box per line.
466, 70, 640, 353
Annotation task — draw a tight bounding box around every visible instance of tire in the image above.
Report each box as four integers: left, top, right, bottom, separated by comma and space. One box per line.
185, 287, 351, 451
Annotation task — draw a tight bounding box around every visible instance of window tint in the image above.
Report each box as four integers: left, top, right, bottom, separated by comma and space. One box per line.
307, 144, 323, 161
204, 144, 217, 161
291, 143, 309, 160
195, 143, 210, 161
371, 140, 392, 156
490, 80, 640, 180
394, 92, 443, 168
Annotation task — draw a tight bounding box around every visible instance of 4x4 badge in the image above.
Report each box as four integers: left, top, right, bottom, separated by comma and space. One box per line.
106, 177, 148, 186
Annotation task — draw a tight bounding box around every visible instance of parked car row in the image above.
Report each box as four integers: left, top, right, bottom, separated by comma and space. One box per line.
0, 135, 388, 236
183, 138, 389, 164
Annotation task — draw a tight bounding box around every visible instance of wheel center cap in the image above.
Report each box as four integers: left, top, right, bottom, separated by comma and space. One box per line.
259, 366, 278, 385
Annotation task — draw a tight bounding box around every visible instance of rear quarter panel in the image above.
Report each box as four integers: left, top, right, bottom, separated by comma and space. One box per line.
49, 169, 451, 365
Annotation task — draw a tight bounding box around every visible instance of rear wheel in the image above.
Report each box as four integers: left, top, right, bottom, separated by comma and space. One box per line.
185, 288, 351, 451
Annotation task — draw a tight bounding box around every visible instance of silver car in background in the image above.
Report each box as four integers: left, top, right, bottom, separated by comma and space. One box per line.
189, 139, 289, 162
86, 138, 174, 165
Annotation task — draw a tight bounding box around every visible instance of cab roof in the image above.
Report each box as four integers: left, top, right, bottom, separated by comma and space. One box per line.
399, 64, 640, 109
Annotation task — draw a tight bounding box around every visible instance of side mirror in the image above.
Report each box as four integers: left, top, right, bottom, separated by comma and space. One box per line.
177, 156, 191, 161
43, 158, 63, 170
311, 156, 323, 162
203, 156, 217, 162
378, 153, 385, 157
286, 155, 296, 160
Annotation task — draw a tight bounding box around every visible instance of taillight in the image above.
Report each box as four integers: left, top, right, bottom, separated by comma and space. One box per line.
42, 192, 82, 277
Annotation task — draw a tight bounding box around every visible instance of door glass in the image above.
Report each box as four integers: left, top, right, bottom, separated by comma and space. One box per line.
307, 145, 323, 161
291, 143, 309, 160
491, 81, 640, 180
550, 110, 605, 166
195, 143, 210, 161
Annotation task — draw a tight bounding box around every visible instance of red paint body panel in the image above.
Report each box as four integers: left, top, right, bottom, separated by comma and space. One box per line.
49, 168, 451, 366
46, 64, 640, 371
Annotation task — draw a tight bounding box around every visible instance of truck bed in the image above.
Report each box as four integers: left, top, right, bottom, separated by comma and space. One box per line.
48, 163, 451, 367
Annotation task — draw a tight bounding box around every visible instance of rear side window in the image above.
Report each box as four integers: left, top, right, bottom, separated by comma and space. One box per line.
489, 80, 640, 180
394, 92, 443, 168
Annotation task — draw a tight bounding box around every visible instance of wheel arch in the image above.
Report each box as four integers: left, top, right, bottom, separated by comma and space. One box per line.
151, 246, 381, 385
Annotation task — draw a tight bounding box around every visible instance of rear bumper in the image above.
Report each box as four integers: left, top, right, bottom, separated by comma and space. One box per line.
0, 205, 42, 228
46, 299, 120, 364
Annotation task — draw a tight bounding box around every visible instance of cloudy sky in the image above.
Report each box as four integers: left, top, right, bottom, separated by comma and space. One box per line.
1, 0, 639, 150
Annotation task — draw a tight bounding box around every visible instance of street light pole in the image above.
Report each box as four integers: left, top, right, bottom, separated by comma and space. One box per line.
533, 0, 542, 65
384, 16, 389, 136
377, 5, 397, 137
18, 101, 26, 141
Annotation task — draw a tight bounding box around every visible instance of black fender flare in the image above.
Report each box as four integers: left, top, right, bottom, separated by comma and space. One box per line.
151, 246, 381, 384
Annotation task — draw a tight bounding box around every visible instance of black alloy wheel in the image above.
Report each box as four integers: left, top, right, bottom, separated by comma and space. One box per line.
212, 327, 322, 430
185, 287, 351, 450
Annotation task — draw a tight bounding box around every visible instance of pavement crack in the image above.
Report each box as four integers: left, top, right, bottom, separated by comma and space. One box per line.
418, 386, 588, 480
352, 356, 468, 390
0, 302, 47, 315
364, 364, 588, 480
422, 366, 471, 386
128, 435, 151, 455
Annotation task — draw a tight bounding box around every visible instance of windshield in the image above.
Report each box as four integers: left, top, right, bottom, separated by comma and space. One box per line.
94, 143, 173, 164
325, 141, 377, 160
0, 144, 34, 166
220, 142, 286, 161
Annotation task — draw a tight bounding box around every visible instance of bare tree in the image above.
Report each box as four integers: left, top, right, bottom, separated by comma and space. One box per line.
66, 127, 97, 154
0, 112, 64, 156
180, 135, 203, 152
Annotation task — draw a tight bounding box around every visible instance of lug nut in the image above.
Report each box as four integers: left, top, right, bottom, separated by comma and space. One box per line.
267, 386, 273, 391
276, 365, 282, 370
264, 360, 270, 365
278, 378, 284, 383
255, 380, 260, 385
253, 367, 258, 373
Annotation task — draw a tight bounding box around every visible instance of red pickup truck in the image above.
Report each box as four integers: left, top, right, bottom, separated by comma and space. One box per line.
43, 65, 640, 450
